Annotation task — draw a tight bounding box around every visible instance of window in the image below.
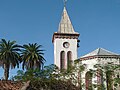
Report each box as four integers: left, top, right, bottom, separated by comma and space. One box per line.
67, 51, 72, 69
106, 71, 114, 90
97, 69, 104, 90
60, 51, 65, 70
85, 71, 93, 90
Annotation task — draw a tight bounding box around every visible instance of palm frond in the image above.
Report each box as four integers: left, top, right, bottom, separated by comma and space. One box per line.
21, 43, 45, 70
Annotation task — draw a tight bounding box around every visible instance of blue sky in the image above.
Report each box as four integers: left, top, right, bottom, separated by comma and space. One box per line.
0, 0, 120, 79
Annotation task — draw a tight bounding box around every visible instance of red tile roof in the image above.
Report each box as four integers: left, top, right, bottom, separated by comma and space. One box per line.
0, 80, 23, 90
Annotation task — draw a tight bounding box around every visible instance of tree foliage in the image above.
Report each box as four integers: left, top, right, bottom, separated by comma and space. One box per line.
13, 64, 80, 90
94, 62, 120, 90
0, 39, 21, 80
21, 43, 45, 70
28, 79, 79, 90
0, 39, 45, 80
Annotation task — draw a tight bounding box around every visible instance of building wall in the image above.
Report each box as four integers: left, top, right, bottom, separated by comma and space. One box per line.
54, 38, 78, 69
80, 57, 120, 90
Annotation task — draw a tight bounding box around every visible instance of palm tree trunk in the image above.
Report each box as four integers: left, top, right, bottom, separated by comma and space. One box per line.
4, 64, 9, 80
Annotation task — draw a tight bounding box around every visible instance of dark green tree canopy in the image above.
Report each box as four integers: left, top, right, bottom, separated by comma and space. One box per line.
21, 43, 45, 70
0, 39, 21, 80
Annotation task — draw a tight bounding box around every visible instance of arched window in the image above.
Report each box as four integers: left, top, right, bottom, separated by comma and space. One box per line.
67, 51, 72, 69
60, 51, 65, 70
97, 69, 104, 90
85, 71, 93, 90
106, 71, 114, 90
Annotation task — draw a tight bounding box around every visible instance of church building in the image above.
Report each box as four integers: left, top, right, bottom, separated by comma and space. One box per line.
52, 6, 79, 70
52, 4, 120, 90
80, 48, 120, 90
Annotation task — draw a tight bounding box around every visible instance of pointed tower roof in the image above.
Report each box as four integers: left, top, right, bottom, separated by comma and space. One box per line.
80, 48, 120, 60
58, 7, 78, 34
52, 6, 79, 43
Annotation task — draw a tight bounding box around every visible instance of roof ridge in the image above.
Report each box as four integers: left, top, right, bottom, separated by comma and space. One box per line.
100, 48, 118, 55
80, 48, 119, 59
97, 48, 100, 55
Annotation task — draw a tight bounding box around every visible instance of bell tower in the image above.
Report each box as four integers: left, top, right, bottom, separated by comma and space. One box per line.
52, 4, 80, 70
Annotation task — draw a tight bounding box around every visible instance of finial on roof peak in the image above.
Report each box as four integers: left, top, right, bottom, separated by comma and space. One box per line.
57, 0, 79, 34
63, 0, 67, 8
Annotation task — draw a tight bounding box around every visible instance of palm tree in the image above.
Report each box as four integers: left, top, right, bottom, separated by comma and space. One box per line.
21, 43, 45, 70
0, 39, 21, 80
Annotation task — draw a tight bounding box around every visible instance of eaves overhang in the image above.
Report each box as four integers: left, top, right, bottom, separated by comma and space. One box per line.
52, 32, 80, 43
80, 55, 120, 61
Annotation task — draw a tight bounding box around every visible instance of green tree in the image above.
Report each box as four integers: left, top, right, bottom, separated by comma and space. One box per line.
39, 64, 59, 79
13, 64, 59, 81
14, 64, 79, 90
74, 59, 85, 89
94, 62, 120, 90
0, 39, 21, 80
21, 43, 45, 70
14, 69, 41, 82
58, 59, 85, 89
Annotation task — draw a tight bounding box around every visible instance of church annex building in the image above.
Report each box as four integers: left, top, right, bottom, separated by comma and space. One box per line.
52, 5, 120, 90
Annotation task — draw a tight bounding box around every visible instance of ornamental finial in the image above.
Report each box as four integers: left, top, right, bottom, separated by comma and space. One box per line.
63, 0, 67, 7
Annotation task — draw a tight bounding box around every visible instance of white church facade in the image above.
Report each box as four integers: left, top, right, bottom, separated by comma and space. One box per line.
80, 48, 120, 90
52, 7, 79, 70
52, 5, 120, 90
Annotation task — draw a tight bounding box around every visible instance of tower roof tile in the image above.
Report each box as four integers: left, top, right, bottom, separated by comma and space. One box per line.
58, 7, 78, 34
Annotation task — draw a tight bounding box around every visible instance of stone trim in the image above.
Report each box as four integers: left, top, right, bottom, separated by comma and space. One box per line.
52, 32, 80, 43
80, 55, 120, 61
